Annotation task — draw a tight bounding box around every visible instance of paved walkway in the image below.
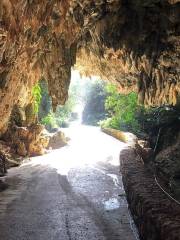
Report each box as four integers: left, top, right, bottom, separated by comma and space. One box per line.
0, 125, 138, 240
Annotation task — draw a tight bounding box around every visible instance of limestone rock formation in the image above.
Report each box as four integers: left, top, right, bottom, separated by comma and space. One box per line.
0, 0, 179, 136
3, 124, 49, 156
48, 130, 68, 149
0, 141, 21, 175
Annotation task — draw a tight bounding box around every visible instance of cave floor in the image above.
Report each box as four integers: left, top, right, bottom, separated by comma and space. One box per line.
0, 124, 138, 240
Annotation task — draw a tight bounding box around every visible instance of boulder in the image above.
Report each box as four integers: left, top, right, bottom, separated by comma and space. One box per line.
3, 124, 49, 157
48, 131, 68, 150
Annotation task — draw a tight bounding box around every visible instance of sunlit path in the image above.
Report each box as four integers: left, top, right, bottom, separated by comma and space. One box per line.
0, 124, 138, 240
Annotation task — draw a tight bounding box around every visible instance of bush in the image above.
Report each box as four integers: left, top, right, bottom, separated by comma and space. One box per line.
38, 78, 80, 130
100, 84, 141, 134
41, 112, 58, 131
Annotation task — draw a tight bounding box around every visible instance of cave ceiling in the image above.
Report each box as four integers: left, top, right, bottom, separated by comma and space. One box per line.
0, 0, 179, 133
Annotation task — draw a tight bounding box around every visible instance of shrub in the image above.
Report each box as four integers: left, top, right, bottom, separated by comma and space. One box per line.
100, 84, 141, 134
41, 112, 58, 130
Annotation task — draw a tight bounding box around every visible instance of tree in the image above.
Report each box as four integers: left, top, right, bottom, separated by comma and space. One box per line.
82, 80, 108, 125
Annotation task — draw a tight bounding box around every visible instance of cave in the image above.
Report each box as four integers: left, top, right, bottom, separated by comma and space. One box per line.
0, 1, 180, 240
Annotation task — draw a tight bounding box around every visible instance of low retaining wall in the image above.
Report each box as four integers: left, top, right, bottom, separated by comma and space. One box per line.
120, 147, 180, 240
101, 128, 137, 146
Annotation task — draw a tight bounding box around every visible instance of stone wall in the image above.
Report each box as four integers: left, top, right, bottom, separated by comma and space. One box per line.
120, 147, 180, 240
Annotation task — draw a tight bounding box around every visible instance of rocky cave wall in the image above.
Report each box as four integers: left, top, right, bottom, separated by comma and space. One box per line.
0, 0, 180, 135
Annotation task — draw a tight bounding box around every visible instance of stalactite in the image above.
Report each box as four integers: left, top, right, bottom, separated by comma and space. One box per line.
0, 0, 179, 134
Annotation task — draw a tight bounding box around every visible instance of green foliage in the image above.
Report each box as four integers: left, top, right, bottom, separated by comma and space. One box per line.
38, 80, 51, 119
138, 105, 180, 134
82, 81, 141, 133
32, 83, 42, 114
82, 80, 108, 125
100, 84, 140, 133
36, 76, 147, 135
41, 112, 58, 130
54, 80, 79, 127
38, 78, 81, 130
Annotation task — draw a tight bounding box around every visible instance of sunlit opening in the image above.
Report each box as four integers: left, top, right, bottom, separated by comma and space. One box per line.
24, 125, 126, 176
27, 69, 130, 175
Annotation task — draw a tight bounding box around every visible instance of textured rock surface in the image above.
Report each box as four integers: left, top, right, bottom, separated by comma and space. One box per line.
120, 147, 180, 240
0, 0, 180, 134
0, 141, 21, 173
154, 128, 180, 199
3, 124, 49, 156
76, 0, 180, 107
48, 130, 68, 149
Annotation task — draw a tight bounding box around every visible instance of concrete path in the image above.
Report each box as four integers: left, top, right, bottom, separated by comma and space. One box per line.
0, 125, 138, 240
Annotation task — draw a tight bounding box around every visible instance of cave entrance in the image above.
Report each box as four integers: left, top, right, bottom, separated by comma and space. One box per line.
1, 70, 140, 240
38, 69, 140, 138
38, 70, 110, 132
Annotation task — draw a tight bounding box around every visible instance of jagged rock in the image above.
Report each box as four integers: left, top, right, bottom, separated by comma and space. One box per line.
0, 2, 179, 237
0, 0, 179, 135
16, 141, 27, 157
155, 132, 180, 184
48, 131, 68, 150
28, 133, 49, 156
25, 103, 37, 126
3, 124, 49, 157
137, 140, 150, 149
0, 141, 18, 170
0, 140, 23, 169
135, 140, 153, 164
5, 158, 20, 169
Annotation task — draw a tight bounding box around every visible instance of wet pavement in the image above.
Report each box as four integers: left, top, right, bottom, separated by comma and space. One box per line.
0, 125, 139, 240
